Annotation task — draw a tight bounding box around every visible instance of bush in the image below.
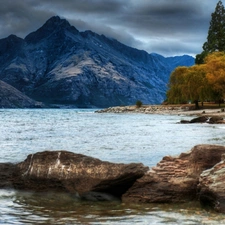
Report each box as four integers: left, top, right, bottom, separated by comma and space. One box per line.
136, 100, 143, 108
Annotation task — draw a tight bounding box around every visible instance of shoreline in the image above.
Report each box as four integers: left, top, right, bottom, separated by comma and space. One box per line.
96, 105, 225, 117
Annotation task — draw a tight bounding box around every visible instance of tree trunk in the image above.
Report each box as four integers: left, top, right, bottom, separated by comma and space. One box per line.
194, 100, 199, 109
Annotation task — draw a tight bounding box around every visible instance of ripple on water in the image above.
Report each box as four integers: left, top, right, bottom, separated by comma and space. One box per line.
0, 109, 225, 224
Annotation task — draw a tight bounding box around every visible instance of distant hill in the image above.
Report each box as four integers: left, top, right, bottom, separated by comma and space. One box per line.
0, 16, 194, 108
0, 80, 44, 108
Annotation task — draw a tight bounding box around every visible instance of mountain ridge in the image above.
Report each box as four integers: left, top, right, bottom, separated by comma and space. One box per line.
0, 16, 195, 108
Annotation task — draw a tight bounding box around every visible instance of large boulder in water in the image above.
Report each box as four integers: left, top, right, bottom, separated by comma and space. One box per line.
13, 151, 148, 198
0, 163, 16, 188
198, 154, 225, 213
122, 145, 225, 203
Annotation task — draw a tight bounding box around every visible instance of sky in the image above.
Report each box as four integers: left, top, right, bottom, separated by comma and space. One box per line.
0, 0, 223, 57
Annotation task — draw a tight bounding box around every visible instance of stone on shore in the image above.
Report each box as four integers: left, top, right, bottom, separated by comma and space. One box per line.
96, 105, 188, 114
198, 154, 225, 213
122, 145, 225, 203
13, 151, 148, 199
180, 116, 225, 124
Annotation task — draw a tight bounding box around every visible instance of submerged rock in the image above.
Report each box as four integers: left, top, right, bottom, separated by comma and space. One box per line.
122, 145, 225, 203
13, 151, 148, 198
198, 154, 225, 213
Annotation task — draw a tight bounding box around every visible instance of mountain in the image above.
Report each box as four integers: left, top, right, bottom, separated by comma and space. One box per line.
0, 80, 44, 108
0, 16, 195, 108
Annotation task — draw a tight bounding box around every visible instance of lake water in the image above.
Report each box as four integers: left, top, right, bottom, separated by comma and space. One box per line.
0, 109, 225, 224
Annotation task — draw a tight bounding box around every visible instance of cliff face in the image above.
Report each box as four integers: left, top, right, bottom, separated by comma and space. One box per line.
0, 16, 194, 108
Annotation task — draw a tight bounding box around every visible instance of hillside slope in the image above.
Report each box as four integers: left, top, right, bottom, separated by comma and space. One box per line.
0, 80, 44, 108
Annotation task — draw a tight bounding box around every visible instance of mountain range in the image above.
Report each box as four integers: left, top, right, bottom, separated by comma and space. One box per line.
0, 16, 194, 108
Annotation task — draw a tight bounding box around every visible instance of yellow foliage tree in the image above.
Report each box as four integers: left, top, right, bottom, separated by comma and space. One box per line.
167, 52, 225, 107
205, 52, 225, 104
167, 64, 212, 108
167, 67, 188, 104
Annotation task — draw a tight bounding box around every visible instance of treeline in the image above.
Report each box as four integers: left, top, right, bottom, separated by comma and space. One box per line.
167, 52, 225, 108
167, 1, 225, 108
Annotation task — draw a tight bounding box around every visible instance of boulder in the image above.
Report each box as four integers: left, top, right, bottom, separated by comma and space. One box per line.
208, 116, 224, 124
13, 151, 148, 198
0, 163, 16, 188
198, 154, 225, 213
122, 145, 225, 203
180, 116, 225, 124
190, 116, 208, 123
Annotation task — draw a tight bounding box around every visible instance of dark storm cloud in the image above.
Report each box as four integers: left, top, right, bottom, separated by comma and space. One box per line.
0, 0, 222, 56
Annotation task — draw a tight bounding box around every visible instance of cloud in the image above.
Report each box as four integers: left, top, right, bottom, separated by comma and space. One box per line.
0, 0, 222, 56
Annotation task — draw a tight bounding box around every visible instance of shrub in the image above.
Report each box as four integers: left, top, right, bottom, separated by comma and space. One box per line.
136, 100, 143, 108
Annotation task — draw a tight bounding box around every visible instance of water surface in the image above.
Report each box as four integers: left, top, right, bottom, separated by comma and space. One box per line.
0, 109, 225, 224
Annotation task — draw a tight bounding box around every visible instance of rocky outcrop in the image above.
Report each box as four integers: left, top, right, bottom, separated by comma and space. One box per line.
122, 145, 225, 203
198, 154, 225, 213
13, 151, 148, 199
0, 16, 194, 108
2, 145, 225, 212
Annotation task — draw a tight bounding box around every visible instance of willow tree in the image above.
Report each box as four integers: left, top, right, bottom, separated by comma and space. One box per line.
196, 0, 225, 64
184, 65, 212, 108
167, 65, 211, 108
205, 52, 225, 104
167, 67, 188, 104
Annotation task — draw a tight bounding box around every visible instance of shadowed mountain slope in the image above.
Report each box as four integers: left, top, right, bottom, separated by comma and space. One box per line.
0, 16, 194, 108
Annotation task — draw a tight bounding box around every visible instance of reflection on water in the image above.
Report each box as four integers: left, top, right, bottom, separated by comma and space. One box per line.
1, 189, 225, 225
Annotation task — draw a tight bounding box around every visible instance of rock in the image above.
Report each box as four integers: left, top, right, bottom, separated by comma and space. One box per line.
190, 116, 208, 123
0, 163, 16, 188
208, 116, 224, 124
180, 120, 191, 124
198, 154, 225, 212
180, 116, 225, 124
96, 105, 185, 114
122, 145, 225, 203
13, 151, 148, 198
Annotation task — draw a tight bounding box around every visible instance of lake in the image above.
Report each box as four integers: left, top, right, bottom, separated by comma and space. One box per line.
0, 109, 225, 224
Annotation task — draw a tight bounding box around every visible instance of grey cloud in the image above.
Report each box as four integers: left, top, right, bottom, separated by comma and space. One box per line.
0, 0, 222, 56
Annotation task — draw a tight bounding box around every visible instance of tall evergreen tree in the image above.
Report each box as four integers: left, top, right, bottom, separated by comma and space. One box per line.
196, 0, 225, 64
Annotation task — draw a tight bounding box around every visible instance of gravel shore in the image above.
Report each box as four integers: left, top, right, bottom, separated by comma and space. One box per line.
96, 105, 225, 117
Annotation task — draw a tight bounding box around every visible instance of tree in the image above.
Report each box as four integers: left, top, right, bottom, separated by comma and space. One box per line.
205, 52, 225, 105
167, 65, 212, 109
196, 0, 225, 64
167, 67, 188, 104
184, 65, 211, 108
136, 100, 143, 108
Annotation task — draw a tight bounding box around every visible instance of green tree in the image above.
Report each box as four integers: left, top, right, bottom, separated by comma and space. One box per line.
196, 0, 225, 64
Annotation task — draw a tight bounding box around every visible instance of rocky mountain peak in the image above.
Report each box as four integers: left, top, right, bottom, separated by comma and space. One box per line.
44, 16, 70, 28
25, 16, 78, 43
0, 16, 195, 108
